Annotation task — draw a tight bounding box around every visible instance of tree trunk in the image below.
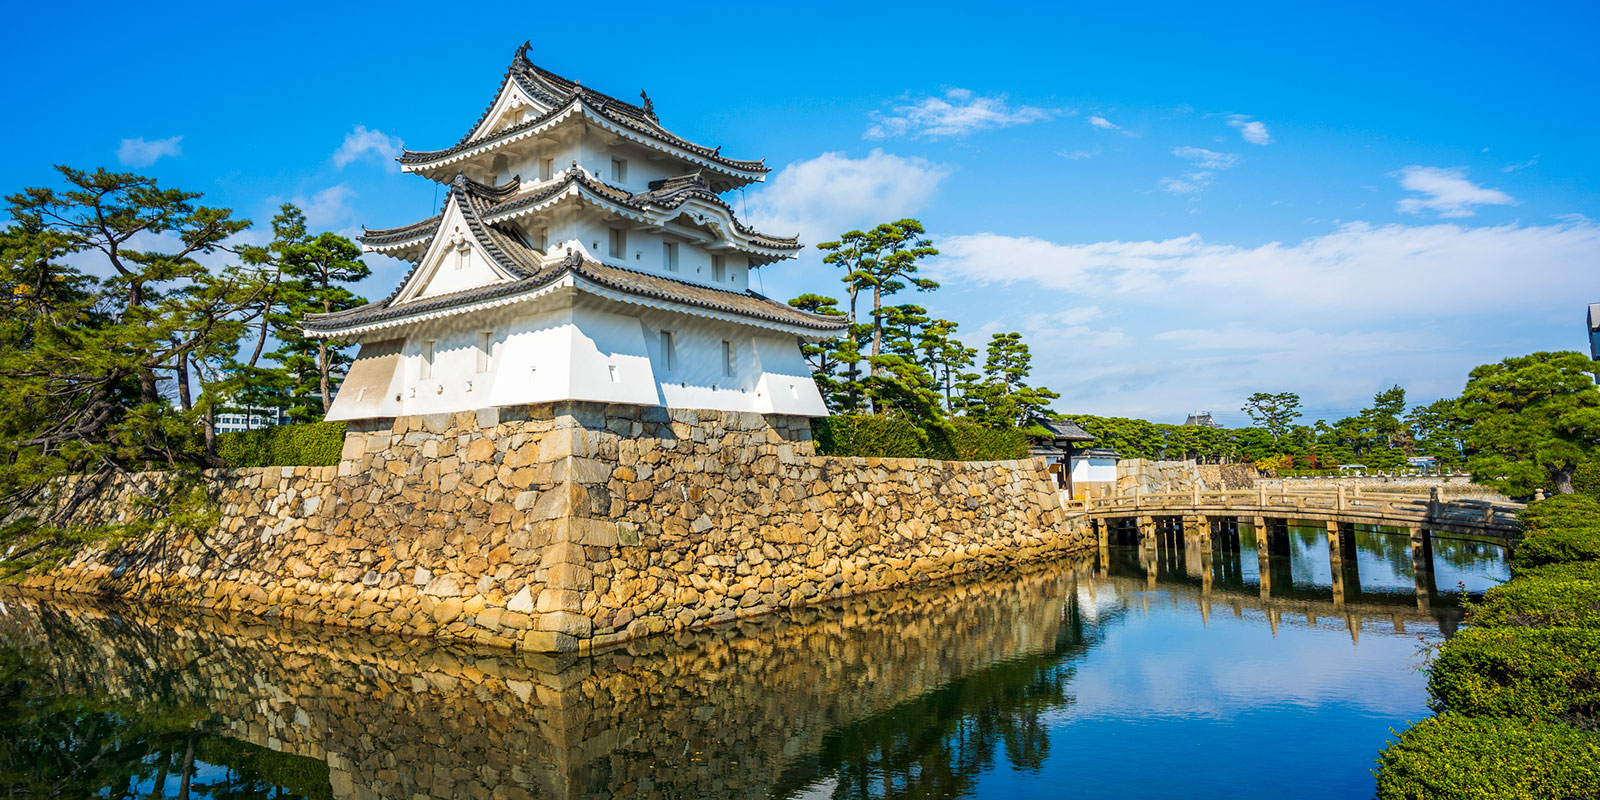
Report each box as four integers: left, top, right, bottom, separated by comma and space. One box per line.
319, 340, 332, 414
176, 355, 192, 412
248, 316, 269, 368
199, 356, 216, 457
870, 284, 882, 376
1555, 463, 1577, 495
177, 734, 196, 800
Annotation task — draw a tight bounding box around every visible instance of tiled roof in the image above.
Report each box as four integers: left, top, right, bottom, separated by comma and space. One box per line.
309, 175, 842, 337
399, 44, 767, 178
1032, 417, 1096, 442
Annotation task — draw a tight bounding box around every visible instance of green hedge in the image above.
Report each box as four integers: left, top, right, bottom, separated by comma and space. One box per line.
1510, 526, 1600, 572
1519, 494, 1600, 532
1469, 576, 1600, 629
812, 415, 1029, 461
1521, 561, 1600, 582
811, 415, 924, 458
216, 421, 346, 468
925, 419, 1030, 461
1574, 460, 1600, 499
1374, 714, 1600, 799
1427, 627, 1600, 722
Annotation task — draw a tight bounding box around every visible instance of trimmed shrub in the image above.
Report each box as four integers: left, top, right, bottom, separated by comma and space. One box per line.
1427, 627, 1600, 723
1521, 561, 1600, 582
1511, 527, 1600, 572
1574, 460, 1600, 500
1469, 577, 1600, 629
811, 415, 924, 459
1519, 494, 1600, 533
1374, 714, 1600, 799
924, 419, 1030, 462
216, 421, 346, 468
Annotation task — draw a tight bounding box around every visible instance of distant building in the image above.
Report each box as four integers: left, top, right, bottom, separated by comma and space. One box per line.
1589, 303, 1600, 379
1028, 417, 1108, 496
214, 407, 289, 435
1183, 411, 1223, 429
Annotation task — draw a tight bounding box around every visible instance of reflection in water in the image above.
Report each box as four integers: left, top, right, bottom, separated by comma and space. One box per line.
0, 530, 1507, 800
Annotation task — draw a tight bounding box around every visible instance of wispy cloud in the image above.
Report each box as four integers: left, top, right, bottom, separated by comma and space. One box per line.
864, 88, 1061, 140
745, 149, 950, 245
1227, 114, 1272, 145
1171, 146, 1240, 170
333, 125, 404, 170
117, 136, 183, 167
1502, 157, 1539, 173
929, 218, 1600, 319
1088, 115, 1120, 130
1058, 148, 1099, 160
1394, 166, 1515, 218
1160, 147, 1240, 195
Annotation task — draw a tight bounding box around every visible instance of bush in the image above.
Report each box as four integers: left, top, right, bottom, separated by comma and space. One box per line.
1469, 577, 1600, 629
1427, 627, 1600, 723
811, 415, 924, 458
924, 419, 1030, 461
216, 421, 346, 468
1511, 526, 1600, 571
1574, 460, 1600, 499
1374, 714, 1600, 799
1519, 494, 1600, 533
1521, 561, 1600, 582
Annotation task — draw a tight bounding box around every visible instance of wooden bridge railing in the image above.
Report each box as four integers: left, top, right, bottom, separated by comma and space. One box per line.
1071, 486, 1523, 534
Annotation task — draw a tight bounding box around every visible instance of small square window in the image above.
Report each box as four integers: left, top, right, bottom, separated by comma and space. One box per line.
611, 157, 627, 184
712, 255, 726, 282
660, 331, 677, 371
722, 340, 736, 377
609, 228, 626, 259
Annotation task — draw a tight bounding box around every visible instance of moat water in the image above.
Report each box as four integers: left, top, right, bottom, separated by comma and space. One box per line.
0, 523, 1508, 799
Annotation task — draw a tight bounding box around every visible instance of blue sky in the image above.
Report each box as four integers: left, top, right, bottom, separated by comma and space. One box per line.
4, 1, 1597, 423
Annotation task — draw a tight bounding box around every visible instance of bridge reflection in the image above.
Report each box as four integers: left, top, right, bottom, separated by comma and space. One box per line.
1092, 523, 1481, 641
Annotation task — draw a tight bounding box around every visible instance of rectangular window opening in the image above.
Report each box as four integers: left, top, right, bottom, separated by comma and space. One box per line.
539, 158, 554, 181
660, 330, 677, 371
722, 340, 736, 378
420, 340, 435, 380
608, 228, 626, 259
534, 227, 549, 252
610, 157, 628, 184
712, 255, 726, 282
608, 364, 620, 383
476, 331, 493, 373
663, 241, 679, 272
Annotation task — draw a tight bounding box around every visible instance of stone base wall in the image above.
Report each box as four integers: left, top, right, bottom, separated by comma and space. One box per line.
11, 402, 1088, 652
1114, 458, 1259, 495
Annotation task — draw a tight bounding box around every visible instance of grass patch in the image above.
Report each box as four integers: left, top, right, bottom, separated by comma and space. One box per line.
1374, 714, 1600, 799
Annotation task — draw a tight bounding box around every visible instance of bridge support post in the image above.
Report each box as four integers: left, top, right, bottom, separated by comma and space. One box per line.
1253, 515, 1271, 600
1139, 515, 1156, 553
1327, 521, 1346, 609
1190, 514, 1211, 554
1409, 525, 1435, 613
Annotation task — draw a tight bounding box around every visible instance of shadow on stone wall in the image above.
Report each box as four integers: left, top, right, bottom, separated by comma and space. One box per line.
0, 554, 1103, 800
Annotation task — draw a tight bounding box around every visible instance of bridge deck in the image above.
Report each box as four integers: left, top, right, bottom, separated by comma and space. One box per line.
1074, 487, 1523, 538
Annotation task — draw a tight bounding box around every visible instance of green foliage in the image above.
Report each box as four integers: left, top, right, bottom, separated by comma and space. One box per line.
1241, 391, 1302, 441
1574, 460, 1600, 499
1457, 351, 1600, 497
1469, 576, 1600, 629
811, 415, 925, 458
1374, 714, 1600, 799
925, 419, 1030, 461
1521, 561, 1600, 582
1511, 527, 1600, 571
1520, 494, 1600, 532
216, 421, 345, 468
1427, 627, 1600, 723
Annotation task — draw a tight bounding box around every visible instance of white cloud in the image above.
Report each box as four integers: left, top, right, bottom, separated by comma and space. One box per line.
744, 149, 950, 246
117, 136, 183, 167
1227, 115, 1272, 145
929, 218, 1600, 320
1502, 157, 1538, 173
333, 125, 404, 170
1394, 166, 1515, 217
864, 88, 1060, 139
1171, 146, 1240, 170
279, 184, 360, 232
1161, 172, 1214, 195
1088, 115, 1120, 130
1058, 148, 1098, 160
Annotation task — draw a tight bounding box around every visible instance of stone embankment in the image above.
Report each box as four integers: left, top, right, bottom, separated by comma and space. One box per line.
8, 402, 1088, 652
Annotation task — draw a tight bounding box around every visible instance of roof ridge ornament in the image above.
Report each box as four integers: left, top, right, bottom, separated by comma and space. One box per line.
515, 40, 531, 64
639, 89, 656, 119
